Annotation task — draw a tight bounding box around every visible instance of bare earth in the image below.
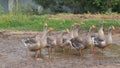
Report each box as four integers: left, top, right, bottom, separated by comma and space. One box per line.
0, 29, 120, 68
48, 13, 120, 20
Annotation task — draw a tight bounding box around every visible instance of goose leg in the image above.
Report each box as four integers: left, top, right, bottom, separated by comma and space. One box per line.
48, 47, 53, 61
68, 45, 71, 56
35, 50, 42, 60
102, 48, 104, 55
90, 45, 93, 53
62, 48, 65, 55
35, 51, 37, 58
26, 49, 30, 59
39, 48, 43, 58
80, 50, 83, 59
36, 50, 39, 57
48, 48, 50, 60
68, 46, 71, 55
40, 48, 41, 56
102, 48, 105, 59
50, 47, 52, 60
93, 47, 96, 54
93, 47, 97, 60
50, 47, 53, 60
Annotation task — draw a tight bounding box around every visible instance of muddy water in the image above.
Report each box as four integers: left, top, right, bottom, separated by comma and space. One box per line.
0, 32, 120, 68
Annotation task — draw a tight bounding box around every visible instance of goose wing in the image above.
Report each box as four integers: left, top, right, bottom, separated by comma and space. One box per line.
21, 38, 37, 47
70, 38, 84, 50
47, 36, 56, 47
92, 37, 106, 48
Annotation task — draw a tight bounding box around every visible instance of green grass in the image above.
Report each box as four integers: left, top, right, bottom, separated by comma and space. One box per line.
0, 14, 120, 31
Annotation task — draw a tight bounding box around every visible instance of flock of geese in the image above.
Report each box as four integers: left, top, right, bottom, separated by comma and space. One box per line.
21, 21, 115, 60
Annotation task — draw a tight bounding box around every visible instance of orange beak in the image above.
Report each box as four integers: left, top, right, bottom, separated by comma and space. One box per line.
112, 26, 115, 30
66, 29, 70, 33
102, 21, 106, 24
74, 23, 79, 26
81, 22, 85, 25
91, 25, 96, 29
44, 23, 48, 27
49, 27, 54, 32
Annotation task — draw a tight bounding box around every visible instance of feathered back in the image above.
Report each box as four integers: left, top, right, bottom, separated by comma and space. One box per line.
70, 38, 85, 50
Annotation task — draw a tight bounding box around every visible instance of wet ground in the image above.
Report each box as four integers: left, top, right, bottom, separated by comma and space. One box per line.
0, 30, 120, 68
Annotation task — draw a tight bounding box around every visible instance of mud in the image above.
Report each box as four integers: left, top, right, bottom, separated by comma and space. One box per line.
0, 30, 120, 68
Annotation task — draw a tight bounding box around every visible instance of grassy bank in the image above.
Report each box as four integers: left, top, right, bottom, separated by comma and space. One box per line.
0, 14, 120, 31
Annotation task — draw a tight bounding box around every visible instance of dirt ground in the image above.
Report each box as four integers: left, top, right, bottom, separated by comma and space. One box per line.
0, 29, 120, 68
48, 13, 120, 20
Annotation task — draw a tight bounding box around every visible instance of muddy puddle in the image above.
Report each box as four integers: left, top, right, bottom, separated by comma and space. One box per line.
0, 31, 120, 68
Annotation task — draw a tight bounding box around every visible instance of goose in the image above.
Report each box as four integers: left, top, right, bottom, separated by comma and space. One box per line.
61, 23, 79, 55
21, 23, 53, 59
68, 25, 95, 59
56, 29, 70, 47
92, 26, 115, 57
61, 23, 84, 55
21, 37, 39, 58
46, 29, 70, 59
97, 21, 106, 40
22, 28, 54, 59
82, 25, 96, 51
62, 22, 85, 45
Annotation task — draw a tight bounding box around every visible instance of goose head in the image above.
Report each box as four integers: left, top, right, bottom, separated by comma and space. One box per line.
58, 29, 70, 38
44, 23, 48, 27
72, 22, 85, 38
73, 23, 79, 28
91, 25, 96, 29
100, 21, 106, 26
87, 25, 96, 36
43, 23, 48, 31
48, 27, 54, 32
109, 26, 115, 31
73, 22, 85, 29
65, 29, 70, 33
106, 26, 115, 45
112, 26, 115, 30
99, 21, 106, 29
108, 26, 115, 34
